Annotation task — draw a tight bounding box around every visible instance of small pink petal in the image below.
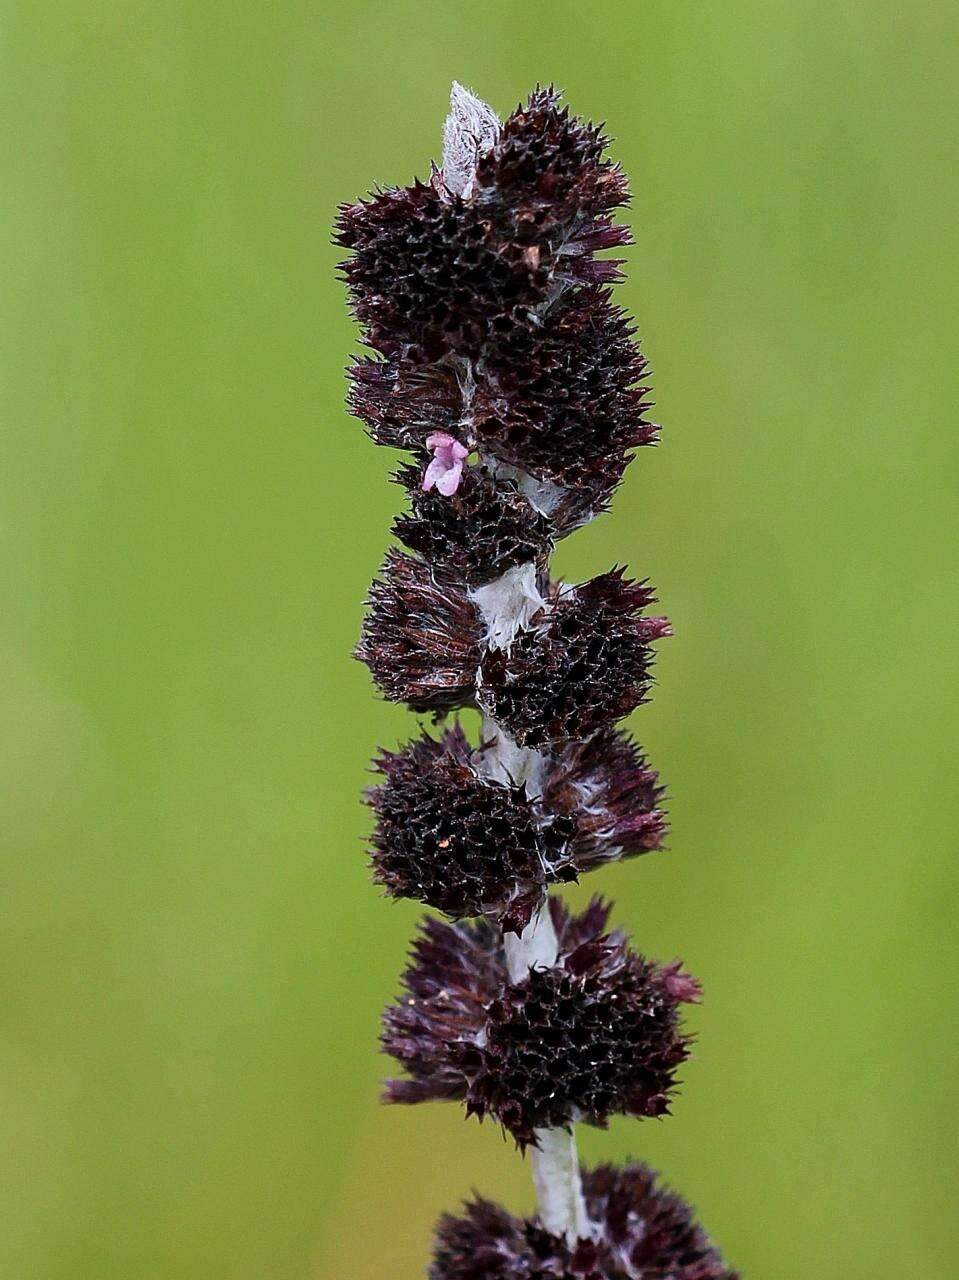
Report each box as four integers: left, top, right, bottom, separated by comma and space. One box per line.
422, 433, 469, 496
422, 457, 447, 492
435, 462, 464, 496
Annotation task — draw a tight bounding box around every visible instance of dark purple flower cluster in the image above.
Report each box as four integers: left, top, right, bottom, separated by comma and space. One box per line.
336, 88, 629, 367
356, 556, 669, 743
337, 87, 658, 576
368, 724, 576, 931
354, 550, 482, 713
339, 82, 738, 1276
368, 726, 665, 930
392, 464, 555, 588
478, 571, 671, 748
431, 1163, 738, 1280
382, 899, 695, 1148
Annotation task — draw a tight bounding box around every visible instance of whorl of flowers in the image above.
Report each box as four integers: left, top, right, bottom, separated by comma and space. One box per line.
381, 898, 696, 1149
368, 728, 665, 930
356, 560, 669, 742
431, 1164, 739, 1280
338, 83, 738, 1274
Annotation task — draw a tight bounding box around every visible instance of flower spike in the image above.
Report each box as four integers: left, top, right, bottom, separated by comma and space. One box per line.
338, 82, 740, 1271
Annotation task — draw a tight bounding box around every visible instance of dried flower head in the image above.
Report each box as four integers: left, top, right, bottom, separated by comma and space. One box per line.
334, 88, 631, 365
382, 898, 695, 1148
367, 724, 666, 927
431, 1163, 738, 1280
478, 570, 671, 747
346, 355, 462, 454
367, 724, 575, 931
474, 86, 630, 231
356, 550, 482, 713
541, 727, 667, 869
470, 288, 657, 489
335, 176, 554, 364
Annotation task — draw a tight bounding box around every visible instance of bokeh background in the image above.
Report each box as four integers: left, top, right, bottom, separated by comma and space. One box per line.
2, 2, 957, 1276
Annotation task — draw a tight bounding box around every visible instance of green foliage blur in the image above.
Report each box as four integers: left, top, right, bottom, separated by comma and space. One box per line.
2, 2, 957, 1276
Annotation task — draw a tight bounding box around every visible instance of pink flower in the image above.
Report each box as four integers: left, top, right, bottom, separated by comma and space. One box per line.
422, 432, 469, 497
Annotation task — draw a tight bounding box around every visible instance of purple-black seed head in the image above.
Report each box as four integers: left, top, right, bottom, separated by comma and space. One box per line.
431, 1162, 739, 1280
382, 898, 695, 1148
478, 569, 671, 747
346, 355, 463, 454
367, 725, 666, 925
356, 550, 482, 713
335, 177, 557, 364
366, 724, 575, 931
335, 89, 632, 366
392, 464, 555, 587
471, 287, 657, 489
475, 87, 630, 221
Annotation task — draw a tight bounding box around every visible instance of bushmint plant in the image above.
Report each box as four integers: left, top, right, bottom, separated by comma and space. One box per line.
336, 83, 738, 1280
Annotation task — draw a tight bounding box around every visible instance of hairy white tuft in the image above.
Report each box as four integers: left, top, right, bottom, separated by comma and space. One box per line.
469, 561, 544, 651
442, 81, 499, 197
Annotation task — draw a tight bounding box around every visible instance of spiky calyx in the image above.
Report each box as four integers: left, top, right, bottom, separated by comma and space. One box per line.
367, 725, 575, 932
431, 1163, 738, 1280
382, 899, 695, 1148
478, 570, 671, 747
366, 727, 666, 929
355, 550, 482, 713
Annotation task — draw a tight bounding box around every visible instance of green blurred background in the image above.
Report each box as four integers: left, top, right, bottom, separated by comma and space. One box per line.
2, 2, 957, 1276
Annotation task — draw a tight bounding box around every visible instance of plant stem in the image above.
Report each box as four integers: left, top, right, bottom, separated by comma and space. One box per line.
529, 1123, 591, 1244
446, 82, 590, 1247
475, 602, 591, 1245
